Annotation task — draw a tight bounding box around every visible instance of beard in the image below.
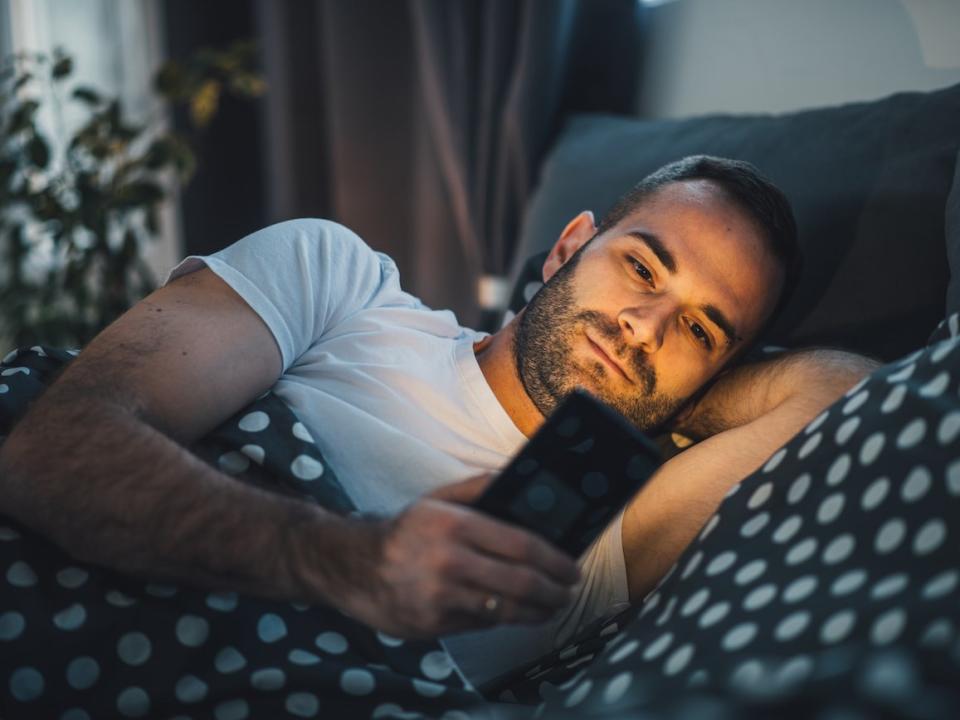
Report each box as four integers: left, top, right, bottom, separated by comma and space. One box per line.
512, 244, 685, 431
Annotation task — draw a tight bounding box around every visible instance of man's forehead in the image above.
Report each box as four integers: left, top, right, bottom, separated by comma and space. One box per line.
610, 181, 770, 270
619, 179, 749, 228
595, 184, 779, 342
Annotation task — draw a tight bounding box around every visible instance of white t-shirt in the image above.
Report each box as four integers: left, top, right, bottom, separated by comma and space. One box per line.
165, 218, 629, 686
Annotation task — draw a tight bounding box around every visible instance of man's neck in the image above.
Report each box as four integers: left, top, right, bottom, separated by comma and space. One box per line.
473, 315, 544, 438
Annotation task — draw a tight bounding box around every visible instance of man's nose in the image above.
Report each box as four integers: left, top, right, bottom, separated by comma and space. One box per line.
618, 301, 672, 353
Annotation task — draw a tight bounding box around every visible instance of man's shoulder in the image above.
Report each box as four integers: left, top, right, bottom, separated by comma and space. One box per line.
251, 218, 373, 253
243, 218, 398, 281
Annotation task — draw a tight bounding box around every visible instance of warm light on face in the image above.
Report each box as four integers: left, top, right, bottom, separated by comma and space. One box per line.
515, 181, 782, 429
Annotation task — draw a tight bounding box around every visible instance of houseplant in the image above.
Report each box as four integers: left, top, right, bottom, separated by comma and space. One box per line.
0, 41, 264, 348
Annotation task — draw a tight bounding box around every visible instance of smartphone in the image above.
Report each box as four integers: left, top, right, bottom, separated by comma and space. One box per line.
473, 389, 663, 557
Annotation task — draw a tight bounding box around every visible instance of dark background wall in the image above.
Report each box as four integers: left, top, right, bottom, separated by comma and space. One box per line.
162, 0, 268, 257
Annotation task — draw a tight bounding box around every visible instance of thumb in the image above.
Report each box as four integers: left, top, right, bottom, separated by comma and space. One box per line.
428, 474, 495, 505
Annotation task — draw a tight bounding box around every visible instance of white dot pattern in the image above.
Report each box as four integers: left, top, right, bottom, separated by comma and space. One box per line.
663, 644, 694, 676
897, 418, 926, 449
5, 320, 960, 717
835, 417, 861, 445
786, 474, 811, 505
540, 320, 960, 712
775, 611, 811, 641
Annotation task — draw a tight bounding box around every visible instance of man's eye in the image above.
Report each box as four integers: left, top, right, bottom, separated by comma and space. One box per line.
689, 321, 712, 350
630, 258, 653, 285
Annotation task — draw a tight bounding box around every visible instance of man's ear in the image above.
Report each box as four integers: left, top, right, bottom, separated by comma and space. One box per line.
542, 210, 597, 282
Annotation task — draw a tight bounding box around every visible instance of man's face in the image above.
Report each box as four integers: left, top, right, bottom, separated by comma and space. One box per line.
513, 180, 783, 429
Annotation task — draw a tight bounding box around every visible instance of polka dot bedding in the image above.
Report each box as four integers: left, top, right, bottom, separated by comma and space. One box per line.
0, 346, 484, 719
4, 309, 960, 719
487, 313, 960, 718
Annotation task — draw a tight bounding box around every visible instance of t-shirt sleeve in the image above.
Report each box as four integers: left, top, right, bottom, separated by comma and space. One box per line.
164, 218, 400, 372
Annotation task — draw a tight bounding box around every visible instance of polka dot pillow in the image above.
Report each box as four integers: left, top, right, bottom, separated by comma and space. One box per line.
501, 313, 960, 718
0, 346, 356, 514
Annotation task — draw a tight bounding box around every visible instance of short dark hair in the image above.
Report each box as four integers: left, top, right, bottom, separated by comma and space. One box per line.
596, 155, 802, 325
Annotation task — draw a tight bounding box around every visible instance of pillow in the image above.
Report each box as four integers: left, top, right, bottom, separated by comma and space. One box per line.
0, 347, 481, 718
495, 311, 960, 716
511, 84, 960, 361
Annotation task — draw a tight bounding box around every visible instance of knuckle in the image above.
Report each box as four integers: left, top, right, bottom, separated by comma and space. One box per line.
431, 548, 459, 577
517, 571, 542, 597
516, 534, 540, 560
423, 580, 452, 611
379, 538, 401, 567
429, 508, 458, 537
444, 511, 470, 538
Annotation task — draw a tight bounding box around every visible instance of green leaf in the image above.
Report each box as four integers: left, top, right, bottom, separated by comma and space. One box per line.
77, 174, 104, 231
112, 157, 142, 187
189, 79, 220, 128
164, 132, 196, 182
113, 123, 142, 143
104, 100, 121, 130
69, 117, 109, 157
228, 73, 266, 98
72, 130, 111, 160
112, 180, 164, 208
145, 135, 183, 170
9, 222, 25, 250
145, 205, 160, 235
7, 100, 39, 134
27, 135, 50, 168
30, 191, 64, 221
154, 61, 188, 99
135, 258, 157, 297
99, 101, 142, 143
13, 72, 32, 90
121, 228, 138, 262
51, 55, 73, 80
0, 158, 16, 187
72, 85, 102, 105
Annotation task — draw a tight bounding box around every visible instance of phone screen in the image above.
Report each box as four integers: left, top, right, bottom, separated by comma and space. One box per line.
473, 389, 662, 557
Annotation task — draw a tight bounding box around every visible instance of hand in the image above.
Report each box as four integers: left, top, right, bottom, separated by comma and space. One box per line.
329, 475, 581, 638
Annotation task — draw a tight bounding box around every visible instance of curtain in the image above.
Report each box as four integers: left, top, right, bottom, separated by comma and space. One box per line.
258, 0, 641, 326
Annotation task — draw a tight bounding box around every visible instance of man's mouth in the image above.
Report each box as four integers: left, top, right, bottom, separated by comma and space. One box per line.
587, 335, 633, 383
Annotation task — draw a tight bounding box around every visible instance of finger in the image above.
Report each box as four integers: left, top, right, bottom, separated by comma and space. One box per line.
442, 585, 557, 630
427, 474, 494, 504
450, 546, 574, 611
452, 509, 581, 585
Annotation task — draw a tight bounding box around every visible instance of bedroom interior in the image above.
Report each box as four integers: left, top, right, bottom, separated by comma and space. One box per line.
1, 1, 959, 718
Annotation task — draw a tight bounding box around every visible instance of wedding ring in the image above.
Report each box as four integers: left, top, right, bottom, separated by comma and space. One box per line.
482, 593, 502, 617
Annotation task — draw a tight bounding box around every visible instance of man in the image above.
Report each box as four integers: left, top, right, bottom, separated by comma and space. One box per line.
0, 156, 876, 684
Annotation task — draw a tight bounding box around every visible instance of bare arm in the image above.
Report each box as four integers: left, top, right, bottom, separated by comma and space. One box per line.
0, 268, 579, 636
622, 349, 880, 601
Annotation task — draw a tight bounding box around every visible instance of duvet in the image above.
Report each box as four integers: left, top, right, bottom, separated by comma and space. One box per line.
2, 309, 959, 719
0, 346, 485, 720
487, 314, 960, 720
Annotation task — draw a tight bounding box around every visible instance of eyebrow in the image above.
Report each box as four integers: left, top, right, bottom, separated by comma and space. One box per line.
625, 230, 741, 349
702, 304, 741, 349
627, 230, 677, 274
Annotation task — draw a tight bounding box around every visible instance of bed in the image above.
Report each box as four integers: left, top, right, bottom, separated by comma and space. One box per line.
2, 82, 959, 719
